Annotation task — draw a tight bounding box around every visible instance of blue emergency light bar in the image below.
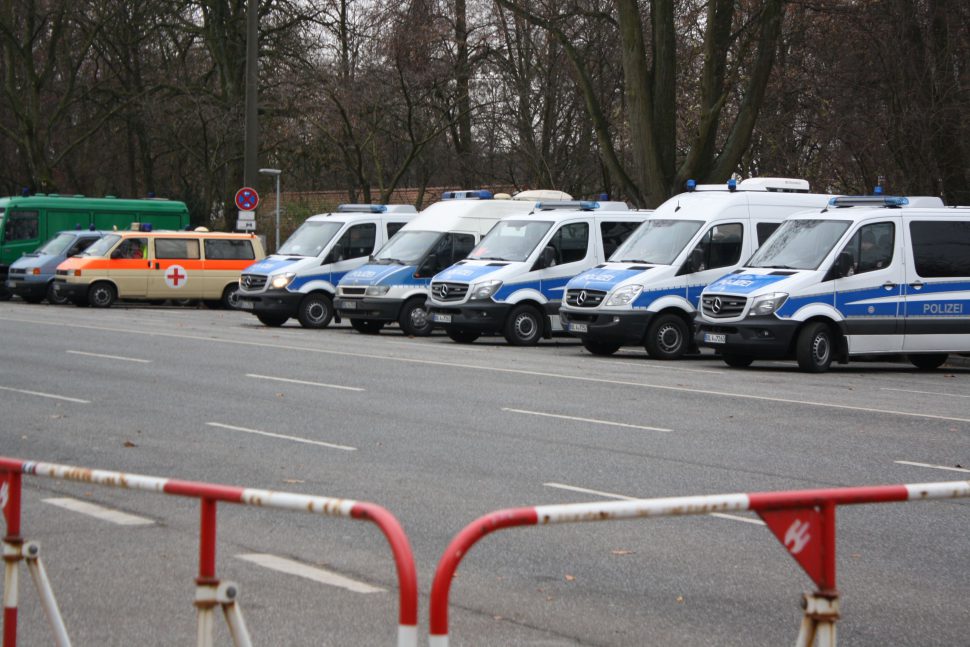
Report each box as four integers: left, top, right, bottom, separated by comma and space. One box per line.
336, 204, 388, 213
828, 196, 909, 208
727, 178, 737, 192
536, 200, 599, 211
442, 190, 494, 200
685, 179, 697, 192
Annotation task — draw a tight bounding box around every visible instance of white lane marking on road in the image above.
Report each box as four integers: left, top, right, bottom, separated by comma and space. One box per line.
206, 422, 357, 451
543, 482, 765, 526
236, 554, 383, 593
587, 359, 724, 375
894, 460, 970, 474
245, 373, 364, 392
882, 388, 970, 399
43, 497, 154, 526
503, 407, 671, 433
8, 315, 970, 424
0, 385, 89, 404
67, 350, 151, 363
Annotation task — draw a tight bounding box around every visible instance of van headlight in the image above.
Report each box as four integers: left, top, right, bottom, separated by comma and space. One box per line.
469, 280, 502, 300
748, 292, 788, 316
605, 284, 642, 307
270, 272, 296, 289
366, 285, 390, 296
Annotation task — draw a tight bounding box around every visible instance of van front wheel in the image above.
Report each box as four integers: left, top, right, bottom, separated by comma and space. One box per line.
504, 305, 543, 346
220, 284, 241, 309
399, 298, 433, 336
298, 293, 334, 329
645, 314, 689, 360
796, 322, 834, 373
88, 282, 117, 308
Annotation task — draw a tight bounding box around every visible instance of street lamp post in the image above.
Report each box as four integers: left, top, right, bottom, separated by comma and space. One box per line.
259, 168, 281, 252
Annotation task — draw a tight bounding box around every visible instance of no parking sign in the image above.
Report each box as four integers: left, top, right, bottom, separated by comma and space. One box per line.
235, 187, 259, 211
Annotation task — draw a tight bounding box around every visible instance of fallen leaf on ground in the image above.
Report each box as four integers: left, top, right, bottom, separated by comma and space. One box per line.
123, 440, 137, 448
564, 574, 575, 581
611, 549, 634, 556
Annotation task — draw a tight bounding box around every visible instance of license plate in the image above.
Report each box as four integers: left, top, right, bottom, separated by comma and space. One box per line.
569, 323, 588, 333
238, 300, 254, 310
433, 313, 451, 324
704, 333, 726, 344
337, 300, 357, 310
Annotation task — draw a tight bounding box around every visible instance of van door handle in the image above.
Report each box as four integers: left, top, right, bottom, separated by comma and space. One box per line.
153, 262, 159, 269
882, 281, 896, 290
909, 281, 923, 290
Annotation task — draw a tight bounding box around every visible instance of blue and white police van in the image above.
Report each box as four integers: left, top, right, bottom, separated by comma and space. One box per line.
236, 204, 416, 327
6, 228, 106, 304
559, 178, 834, 359
335, 190, 570, 336
693, 195, 969, 372
425, 200, 650, 345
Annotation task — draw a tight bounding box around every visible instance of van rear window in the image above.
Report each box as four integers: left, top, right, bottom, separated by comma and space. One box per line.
205, 238, 255, 260
910, 221, 970, 278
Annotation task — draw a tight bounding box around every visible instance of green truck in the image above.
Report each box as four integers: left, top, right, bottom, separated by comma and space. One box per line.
0, 194, 191, 299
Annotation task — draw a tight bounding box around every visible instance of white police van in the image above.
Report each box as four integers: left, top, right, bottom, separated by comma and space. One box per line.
335, 189, 571, 336
559, 178, 834, 359
425, 200, 650, 345
236, 204, 416, 327
694, 195, 968, 372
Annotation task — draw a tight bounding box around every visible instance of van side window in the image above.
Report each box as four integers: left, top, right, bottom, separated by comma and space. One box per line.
910, 221, 970, 277
156, 238, 200, 259
204, 239, 255, 260
334, 223, 376, 260
426, 233, 475, 274
387, 221, 406, 239
692, 223, 743, 271
4, 211, 39, 241
116, 237, 148, 259
756, 222, 781, 246
548, 222, 590, 265
68, 237, 98, 256
839, 222, 894, 275
600, 221, 640, 258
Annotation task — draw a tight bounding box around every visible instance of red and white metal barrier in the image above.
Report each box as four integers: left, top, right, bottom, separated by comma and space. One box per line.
0, 457, 418, 647
429, 480, 970, 647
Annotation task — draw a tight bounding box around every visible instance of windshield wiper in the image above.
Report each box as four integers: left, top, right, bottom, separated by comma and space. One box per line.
617, 259, 653, 264
758, 264, 797, 269
375, 257, 406, 265
475, 256, 510, 261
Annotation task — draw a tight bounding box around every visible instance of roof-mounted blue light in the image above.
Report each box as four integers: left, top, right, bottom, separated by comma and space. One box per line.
828, 196, 909, 208
873, 185, 884, 195
727, 178, 737, 192
685, 179, 696, 192
139, 222, 153, 232
337, 204, 387, 213
536, 200, 599, 211
442, 189, 494, 200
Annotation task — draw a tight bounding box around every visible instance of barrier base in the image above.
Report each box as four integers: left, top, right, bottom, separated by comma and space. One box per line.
796, 592, 840, 647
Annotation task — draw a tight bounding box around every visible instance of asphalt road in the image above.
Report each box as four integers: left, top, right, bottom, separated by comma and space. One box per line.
1, 300, 968, 646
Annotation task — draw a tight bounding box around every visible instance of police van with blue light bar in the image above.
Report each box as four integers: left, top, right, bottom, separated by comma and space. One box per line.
236, 204, 416, 328
335, 189, 570, 336
425, 199, 651, 345
694, 194, 969, 372
559, 178, 834, 359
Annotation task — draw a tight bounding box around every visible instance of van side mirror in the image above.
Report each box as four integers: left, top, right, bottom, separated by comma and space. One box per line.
685, 247, 705, 274
324, 244, 344, 264
534, 246, 556, 270
835, 250, 855, 278
415, 253, 438, 277
111, 250, 122, 259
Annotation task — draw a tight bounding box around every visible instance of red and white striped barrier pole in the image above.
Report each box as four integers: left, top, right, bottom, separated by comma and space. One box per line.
429, 481, 970, 647
0, 458, 418, 647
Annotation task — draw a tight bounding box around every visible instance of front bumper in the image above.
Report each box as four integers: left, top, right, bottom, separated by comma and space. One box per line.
335, 296, 402, 321
426, 301, 513, 332
51, 279, 90, 302
559, 308, 654, 345
237, 289, 303, 316
694, 316, 799, 358
6, 278, 49, 300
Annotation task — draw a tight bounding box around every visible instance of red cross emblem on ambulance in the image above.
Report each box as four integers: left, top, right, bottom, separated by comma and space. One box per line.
165, 265, 188, 289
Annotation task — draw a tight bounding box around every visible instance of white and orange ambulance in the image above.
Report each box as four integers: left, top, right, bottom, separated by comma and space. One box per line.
53, 227, 265, 308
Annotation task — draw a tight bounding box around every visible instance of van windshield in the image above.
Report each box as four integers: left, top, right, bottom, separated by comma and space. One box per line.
609, 219, 703, 265
80, 234, 121, 257
374, 230, 441, 265
278, 220, 343, 256
469, 220, 552, 262
35, 233, 77, 256
748, 219, 851, 270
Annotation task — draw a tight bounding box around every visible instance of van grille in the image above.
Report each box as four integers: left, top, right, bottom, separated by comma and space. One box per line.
701, 295, 746, 318
565, 289, 607, 308
341, 287, 366, 296
431, 282, 468, 301
240, 274, 266, 290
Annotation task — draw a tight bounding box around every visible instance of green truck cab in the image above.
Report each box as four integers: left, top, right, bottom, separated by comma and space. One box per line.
0, 194, 191, 299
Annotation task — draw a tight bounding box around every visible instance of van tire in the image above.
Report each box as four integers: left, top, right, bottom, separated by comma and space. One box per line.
88, 282, 117, 308
47, 282, 69, 305
446, 328, 480, 343
721, 353, 754, 368
256, 313, 289, 327
220, 284, 241, 309
645, 314, 689, 360
504, 304, 543, 346
582, 340, 621, 356
909, 353, 948, 370
350, 318, 384, 334
399, 298, 433, 336
796, 322, 833, 373
297, 293, 334, 329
